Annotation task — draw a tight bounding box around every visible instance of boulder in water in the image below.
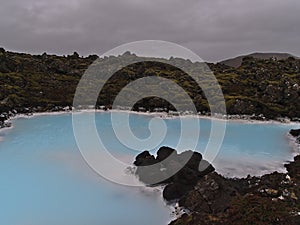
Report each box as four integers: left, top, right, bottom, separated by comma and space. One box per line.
290, 129, 300, 137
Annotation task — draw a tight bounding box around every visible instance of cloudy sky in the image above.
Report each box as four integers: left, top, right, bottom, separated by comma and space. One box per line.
0, 0, 299, 62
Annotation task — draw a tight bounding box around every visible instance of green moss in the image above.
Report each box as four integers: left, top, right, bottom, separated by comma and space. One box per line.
0, 51, 299, 118
227, 195, 296, 225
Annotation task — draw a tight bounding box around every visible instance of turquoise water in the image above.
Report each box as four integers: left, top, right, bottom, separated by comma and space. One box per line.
0, 112, 298, 225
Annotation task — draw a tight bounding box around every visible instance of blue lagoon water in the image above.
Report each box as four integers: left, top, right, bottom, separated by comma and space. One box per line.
0, 112, 298, 225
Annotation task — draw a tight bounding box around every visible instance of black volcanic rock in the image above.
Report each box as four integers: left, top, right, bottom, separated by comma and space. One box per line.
290, 129, 300, 137
168, 131, 300, 225
0, 114, 7, 122
170, 157, 300, 225
156, 146, 177, 162
176, 150, 202, 170
172, 166, 200, 185
285, 155, 300, 185
163, 183, 194, 201
134, 146, 215, 201
179, 173, 238, 214
198, 159, 215, 176
133, 151, 156, 166
133, 151, 161, 184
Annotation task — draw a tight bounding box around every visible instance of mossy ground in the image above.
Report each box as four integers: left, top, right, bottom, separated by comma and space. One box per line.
0, 50, 299, 118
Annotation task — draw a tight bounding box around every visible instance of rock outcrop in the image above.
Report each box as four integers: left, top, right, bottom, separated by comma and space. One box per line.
290, 129, 300, 137
168, 154, 300, 225
133, 147, 215, 201
134, 130, 300, 225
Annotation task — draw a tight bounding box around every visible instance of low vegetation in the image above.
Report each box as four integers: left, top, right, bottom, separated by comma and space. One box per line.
0, 48, 300, 119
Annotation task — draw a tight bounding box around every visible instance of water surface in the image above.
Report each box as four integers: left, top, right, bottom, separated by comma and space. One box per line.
0, 112, 298, 225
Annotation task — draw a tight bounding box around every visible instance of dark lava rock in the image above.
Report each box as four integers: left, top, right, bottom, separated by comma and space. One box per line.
170, 164, 300, 225
135, 139, 300, 225
133, 151, 156, 166
163, 183, 194, 201
0, 114, 7, 122
172, 166, 200, 186
134, 146, 215, 200
198, 160, 215, 176
285, 155, 300, 184
170, 153, 300, 225
134, 151, 161, 184
260, 171, 287, 189
166, 131, 300, 225
290, 129, 300, 137
179, 173, 238, 214
156, 146, 177, 162
176, 150, 202, 170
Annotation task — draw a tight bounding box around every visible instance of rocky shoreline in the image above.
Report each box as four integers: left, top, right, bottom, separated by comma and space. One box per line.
134, 130, 300, 225
0, 105, 78, 129
1, 104, 298, 131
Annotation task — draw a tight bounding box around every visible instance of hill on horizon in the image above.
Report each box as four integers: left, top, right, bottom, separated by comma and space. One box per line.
220, 52, 298, 68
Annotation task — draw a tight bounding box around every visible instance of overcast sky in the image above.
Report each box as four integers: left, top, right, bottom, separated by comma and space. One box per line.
0, 0, 299, 62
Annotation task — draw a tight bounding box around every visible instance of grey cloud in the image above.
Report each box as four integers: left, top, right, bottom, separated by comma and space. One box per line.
0, 0, 299, 61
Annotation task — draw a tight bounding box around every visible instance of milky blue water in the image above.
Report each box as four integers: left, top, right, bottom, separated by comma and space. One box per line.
0, 112, 298, 225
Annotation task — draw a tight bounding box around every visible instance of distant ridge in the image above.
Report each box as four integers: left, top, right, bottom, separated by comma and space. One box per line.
220, 52, 298, 68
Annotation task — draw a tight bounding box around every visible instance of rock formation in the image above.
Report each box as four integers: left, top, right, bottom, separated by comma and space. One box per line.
134, 132, 300, 225
134, 147, 215, 201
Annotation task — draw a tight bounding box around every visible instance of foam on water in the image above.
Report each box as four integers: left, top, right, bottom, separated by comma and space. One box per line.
0, 112, 298, 225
